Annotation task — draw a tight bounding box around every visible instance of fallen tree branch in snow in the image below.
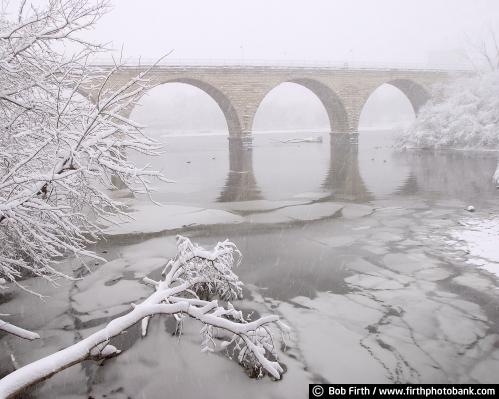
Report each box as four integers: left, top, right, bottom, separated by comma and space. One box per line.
0, 236, 286, 398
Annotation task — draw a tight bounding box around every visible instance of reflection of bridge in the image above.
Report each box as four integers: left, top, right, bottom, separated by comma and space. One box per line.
322, 134, 373, 202
218, 138, 262, 202
84, 64, 453, 137
218, 134, 372, 202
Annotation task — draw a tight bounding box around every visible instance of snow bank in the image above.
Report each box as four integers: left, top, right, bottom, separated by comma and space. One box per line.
397, 71, 499, 151
451, 217, 499, 277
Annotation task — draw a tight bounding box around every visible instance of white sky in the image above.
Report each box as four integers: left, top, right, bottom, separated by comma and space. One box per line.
78, 0, 499, 66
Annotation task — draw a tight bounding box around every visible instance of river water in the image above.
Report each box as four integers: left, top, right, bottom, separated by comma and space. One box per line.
1, 130, 498, 398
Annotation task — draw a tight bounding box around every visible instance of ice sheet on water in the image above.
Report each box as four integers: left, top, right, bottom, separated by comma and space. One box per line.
277, 293, 389, 383
104, 203, 245, 235
72, 259, 152, 320
103, 200, 374, 236
246, 202, 344, 224
273, 202, 343, 221
341, 204, 375, 219
272, 239, 497, 384
292, 191, 331, 200
218, 199, 306, 213
452, 272, 497, 292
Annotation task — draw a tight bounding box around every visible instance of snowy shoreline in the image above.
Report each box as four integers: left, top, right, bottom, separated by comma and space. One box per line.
449, 216, 499, 277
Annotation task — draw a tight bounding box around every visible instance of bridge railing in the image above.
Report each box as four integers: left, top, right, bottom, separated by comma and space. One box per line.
87, 57, 471, 72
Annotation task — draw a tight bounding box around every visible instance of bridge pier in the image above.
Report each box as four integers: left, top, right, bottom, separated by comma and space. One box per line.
330, 131, 359, 143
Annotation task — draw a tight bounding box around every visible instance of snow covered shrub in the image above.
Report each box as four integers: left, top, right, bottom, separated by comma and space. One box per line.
396, 70, 499, 150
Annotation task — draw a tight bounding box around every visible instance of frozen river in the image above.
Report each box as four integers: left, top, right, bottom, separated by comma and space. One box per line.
1, 130, 498, 398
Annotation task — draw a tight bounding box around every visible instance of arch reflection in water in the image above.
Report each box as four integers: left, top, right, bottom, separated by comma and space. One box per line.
252, 82, 331, 200
323, 134, 373, 202
218, 137, 262, 202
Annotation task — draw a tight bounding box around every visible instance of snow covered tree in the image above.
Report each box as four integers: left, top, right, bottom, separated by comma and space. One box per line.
0, 236, 286, 397
0, 1, 165, 294
396, 71, 499, 150
397, 32, 499, 184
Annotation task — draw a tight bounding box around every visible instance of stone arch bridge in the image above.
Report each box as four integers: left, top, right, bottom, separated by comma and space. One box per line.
83, 64, 453, 138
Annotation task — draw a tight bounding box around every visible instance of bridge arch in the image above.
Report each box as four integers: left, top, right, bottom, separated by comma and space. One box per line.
252, 78, 350, 133
385, 79, 430, 115
133, 78, 243, 137
357, 79, 431, 132
363, 79, 430, 117
358, 83, 415, 130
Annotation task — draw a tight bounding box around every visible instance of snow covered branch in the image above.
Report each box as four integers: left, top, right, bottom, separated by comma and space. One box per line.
0, 318, 40, 340
0, 0, 166, 291
0, 236, 286, 398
